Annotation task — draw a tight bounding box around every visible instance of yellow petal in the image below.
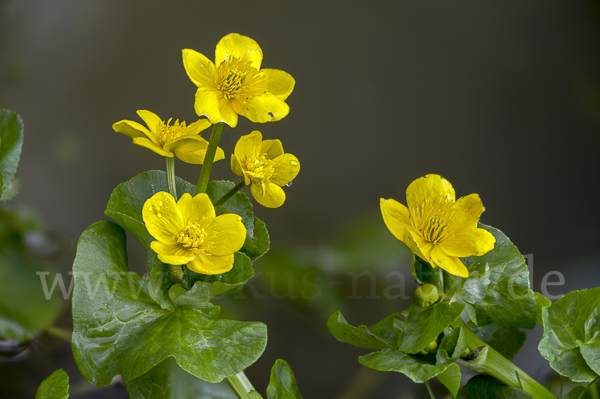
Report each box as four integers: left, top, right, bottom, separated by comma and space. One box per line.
234, 131, 262, 162
215, 33, 263, 69
240, 92, 289, 124
231, 154, 243, 177
166, 136, 224, 165
193, 87, 224, 122
410, 231, 434, 261
430, 246, 469, 278
203, 213, 246, 256
132, 137, 173, 157
151, 241, 194, 264
261, 139, 284, 160
251, 181, 285, 208
270, 154, 300, 186
182, 49, 216, 87
143, 192, 183, 244
262, 68, 295, 100
452, 194, 485, 231
471, 227, 496, 256
136, 110, 162, 134
177, 193, 215, 226
406, 174, 455, 209
188, 254, 234, 275
381, 198, 414, 246
187, 119, 212, 135
112, 120, 151, 140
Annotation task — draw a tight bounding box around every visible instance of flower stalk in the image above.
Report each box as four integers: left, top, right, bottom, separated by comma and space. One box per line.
165, 156, 177, 198
196, 122, 224, 194
453, 318, 557, 399
226, 371, 263, 399
215, 180, 246, 206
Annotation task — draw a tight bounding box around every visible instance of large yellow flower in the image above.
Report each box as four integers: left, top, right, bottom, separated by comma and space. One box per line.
182, 33, 295, 128
113, 110, 225, 164
231, 131, 300, 208
380, 174, 495, 278
142, 192, 246, 275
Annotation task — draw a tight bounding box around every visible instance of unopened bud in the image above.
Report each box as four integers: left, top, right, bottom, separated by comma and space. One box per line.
414, 284, 440, 308
169, 264, 186, 284
419, 339, 439, 355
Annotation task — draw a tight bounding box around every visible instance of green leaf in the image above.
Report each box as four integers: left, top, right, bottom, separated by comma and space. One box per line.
461, 224, 537, 330
436, 364, 461, 398
0, 249, 64, 341
126, 357, 236, 399
35, 369, 69, 399
470, 323, 526, 360
563, 386, 594, 399
535, 292, 551, 326
395, 299, 465, 354
539, 287, 600, 382
457, 375, 534, 399
104, 170, 196, 272
240, 216, 270, 261
207, 180, 255, 236
359, 349, 455, 383
437, 327, 469, 364
266, 359, 304, 399
327, 311, 394, 349
0, 109, 24, 196
174, 253, 254, 308
72, 221, 268, 386
0, 177, 20, 201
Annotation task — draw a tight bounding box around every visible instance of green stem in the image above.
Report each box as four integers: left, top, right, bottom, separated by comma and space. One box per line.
45, 325, 72, 342
166, 156, 177, 198
589, 379, 599, 399
425, 380, 436, 399
215, 180, 246, 206
226, 371, 263, 399
196, 122, 224, 194
453, 319, 557, 399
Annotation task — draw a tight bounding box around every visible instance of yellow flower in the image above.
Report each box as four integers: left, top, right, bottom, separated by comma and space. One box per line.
231, 131, 299, 208
142, 192, 246, 275
380, 174, 495, 278
113, 110, 225, 164
182, 33, 295, 128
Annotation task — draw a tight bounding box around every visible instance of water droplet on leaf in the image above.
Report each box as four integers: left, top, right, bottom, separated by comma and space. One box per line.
290, 160, 299, 166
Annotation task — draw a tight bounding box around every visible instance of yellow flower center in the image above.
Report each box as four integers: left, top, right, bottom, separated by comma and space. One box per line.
409, 198, 457, 245
216, 57, 267, 104
175, 222, 207, 248
157, 118, 195, 145
244, 155, 275, 181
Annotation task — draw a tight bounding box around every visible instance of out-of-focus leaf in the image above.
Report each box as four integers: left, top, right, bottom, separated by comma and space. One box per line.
35, 369, 69, 399
72, 221, 267, 387
266, 359, 304, 399
563, 386, 594, 399
0, 249, 63, 341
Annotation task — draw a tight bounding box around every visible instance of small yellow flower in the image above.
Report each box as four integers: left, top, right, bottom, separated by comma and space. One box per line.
182, 33, 295, 128
113, 110, 225, 164
142, 192, 246, 275
380, 174, 495, 278
231, 131, 300, 208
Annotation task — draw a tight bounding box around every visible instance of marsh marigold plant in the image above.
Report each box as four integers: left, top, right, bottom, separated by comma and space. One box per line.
143, 191, 246, 275
380, 174, 495, 277
113, 110, 225, 164
182, 33, 295, 128
231, 131, 300, 208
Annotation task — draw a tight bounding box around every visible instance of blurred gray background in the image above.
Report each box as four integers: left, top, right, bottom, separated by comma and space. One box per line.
1, 0, 600, 398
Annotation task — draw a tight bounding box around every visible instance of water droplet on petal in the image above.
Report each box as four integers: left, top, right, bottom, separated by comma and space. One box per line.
147, 206, 153, 211
157, 213, 162, 218
158, 201, 163, 207
268, 112, 274, 118
286, 182, 293, 187
290, 160, 299, 166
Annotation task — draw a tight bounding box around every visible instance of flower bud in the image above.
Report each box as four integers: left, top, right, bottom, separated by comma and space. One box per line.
169, 264, 186, 284
414, 284, 440, 308
419, 339, 439, 355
